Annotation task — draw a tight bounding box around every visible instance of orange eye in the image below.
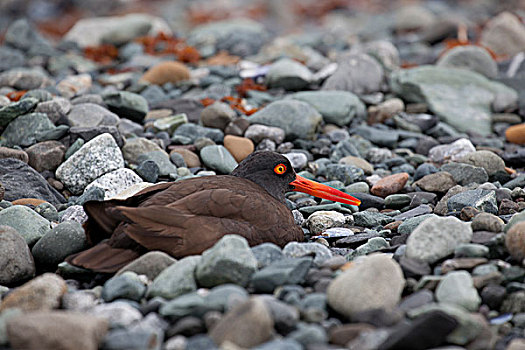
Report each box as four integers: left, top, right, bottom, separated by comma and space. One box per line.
274, 164, 287, 175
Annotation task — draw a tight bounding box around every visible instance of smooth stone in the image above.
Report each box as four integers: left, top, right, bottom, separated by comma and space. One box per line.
200, 145, 238, 174
414, 163, 438, 181
325, 163, 365, 185
254, 339, 302, 350
447, 189, 498, 214
84, 168, 142, 200
56, 133, 125, 194
141, 61, 190, 85
102, 271, 146, 302
251, 257, 312, 293
327, 254, 405, 317
437, 45, 497, 78
353, 211, 394, 228
506, 123, 525, 145
66, 103, 119, 127
385, 194, 412, 209
370, 172, 409, 198
405, 216, 473, 264
6, 311, 108, 350
480, 11, 525, 57
223, 135, 254, 163
282, 242, 333, 266
414, 172, 457, 193
436, 271, 481, 311
31, 221, 87, 269
352, 124, 399, 148
0, 205, 50, 246
0, 273, 66, 312
346, 237, 389, 261
172, 123, 224, 144
251, 243, 283, 269
117, 251, 176, 281
118, 118, 144, 137
306, 211, 346, 235
244, 124, 285, 144
454, 243, 489, 258
459, 150, 506, 178
195, 235, 257, 288
441, 162, 488, 186
25, 141, 66, 172
248, 100, 322, 141
340, 156, 374, 175
102, 327, 162, 350
287, 323, 328, 347
1, 112, 55, 147
0, 147, 28, 163
0, 68, 52, 90
200, 102, 236, 130
68, 125, 124, 147
259, 295, 299, 334
0, 98, 38, 127
204, 284, 249, 313
265, 58, 312, 91
506, 222, 525, 262
136, 160, 159, 183
122, 137, 163, 165
89, 301, 143, 328
0, 46, 25, 71
0, 225, 35, 285
103, 91, 149, 123
428, 138, 476, 163
147, 256, 200, 300
367, 98, 404, 124
34, 97, 71, 124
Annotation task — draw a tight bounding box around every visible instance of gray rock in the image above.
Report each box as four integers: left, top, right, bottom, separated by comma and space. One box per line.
441, 162, 488, 186
89, 301, 143, 328
0, 46, 25, 71
1, 112, 55, 147
0, 68, 52, 90
147, 256, 201, 300
390, 66, 517, 136
122, 137, 163, 165
56, 133, 125, 194
205, 284, 249, 313
0, 97, 38, 127
84, 168, 143, 200
251, 257, 312, 293
346, 237, 389, 260
102, 271, 147, 302
244, 124, 285, 144
290, 90, 366, 126
0, 225, 35, 285
447, 189, 498, 214
322, 53, 384, 95
159, 292, 208, 321
69, 125, 124, 147
31, 221, 88, 269
195, 235, 258, 288
435, 271, 481, 311
200, 102, 235, 130
34, 97, 71, 124
287, 323, 328, 347
352, 125, 399, 148
385, 194, 412, 208
405, 216, 473, 264
172, 123, 224, 144
459, 150, 506, 178
117, 251, 176, 281
254, 339, 302, 350
325, 163, 365, 185
282, 242, 333, 266
480, 11, 525, 57
353, 211, 395, 227
471, 213, 504, 232
265, 58, 312, 91
0, 158, 65, 205
4, 19, 55, 55
0, 205, 50, 246
200, 145, 238, 174
251, 243, 283, 269
259, 296, 300, 334
397, 214, 436, 235
437, 46, 498, 78
67, 103, 120, 127
103, 327, 161, 350
103, 91, 149, 123
248, 100, 322, 140
454, 243, 489, 258
327, 254, 405, 317
34, 202, 59, 222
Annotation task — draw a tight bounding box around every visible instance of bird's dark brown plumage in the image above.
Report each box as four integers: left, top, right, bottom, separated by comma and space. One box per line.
67, 152, 304, 273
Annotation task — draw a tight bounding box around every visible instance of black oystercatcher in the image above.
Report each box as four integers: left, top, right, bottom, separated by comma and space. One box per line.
66, 151, 360, 273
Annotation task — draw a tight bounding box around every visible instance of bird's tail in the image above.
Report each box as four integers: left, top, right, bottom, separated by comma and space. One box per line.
65, 241, 140, 274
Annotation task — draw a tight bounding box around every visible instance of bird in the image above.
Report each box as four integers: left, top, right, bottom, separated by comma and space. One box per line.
66, 151, 361, 273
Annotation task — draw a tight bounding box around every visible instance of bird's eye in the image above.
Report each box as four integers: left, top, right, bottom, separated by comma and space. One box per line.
274, 163, 287, 175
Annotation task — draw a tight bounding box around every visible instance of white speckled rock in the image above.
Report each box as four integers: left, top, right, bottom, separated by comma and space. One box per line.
59, 205, 88, 224
84, 168, 143, 200
56, 133, 124, 194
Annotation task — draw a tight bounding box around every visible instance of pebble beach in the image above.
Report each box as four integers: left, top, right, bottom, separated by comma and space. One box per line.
1, 0, 525, 349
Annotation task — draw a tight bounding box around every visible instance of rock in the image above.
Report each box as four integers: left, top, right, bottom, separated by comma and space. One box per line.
459, 150, 506, 178
223, 135, 254, 162
172, 123, 224, 144
282, 242, 333, 266
4, 18, 55, 55
322, 53, 384, 95
251, 257, 312, 293
329, 323, 376, 346
339, 156, 374, 175
1, 112, 55, 147
102, 271, 146, 302
325, 163, 365, 185
440, 162, 488, 186
56, 74, 92, 99
147, 256, 200, 299
0, 98, 38, 127
506, 222, 525, 262
103, 91, 149, 123
254, 339, 302, 350
0, 68, 52, 90
405, 216, 473, 264
471, 213, 504, 232
367, 98, 404, 124
84, 168, 142, 200
103, 327, 163, 350
117, 251, 176, 281
306, 211, 346, 235
0, 225, 35, 285
25, 141, 66, 172
346, 237, 389, 260
435, 271, 481, 311
34, 97, 71, 124
59, 205, 88, 224
353, 125, 399, 148
506, 123, 525, 144
353, 211, 394, 228
291, 90, 365, 127
0, 147, 28, 163
414, 172, 457, 193
370, 173, 409, 198
0, 205, 50, 246
0, 273, 66, 312
200, 102, 236, 130
170, 148, 201, 168
288, 323, 328, 347
480, 11, 525, 57
248, 100, 322, 140
391, 66, 517, 136
244, 124, 285, 144
195, 235, 258, 288
437, 46, 497, 78
66, 103, 119, 127
209, 297, 273, 348
327, 254, 405, 318
141, 61, 190, 85
31, 221, 87, 269
0, 46, 25, 71
454, 243, 489, 258
265, 58, 312, 90
6, 311, 108, 350
447, 189, 498, 214
122, 137, 163, 165
200, 145, 238, 174
56, 133, 124, 194
89, 301, 142, 328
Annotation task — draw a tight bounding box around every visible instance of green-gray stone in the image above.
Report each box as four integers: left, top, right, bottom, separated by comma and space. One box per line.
0, 97, 37, 127
248, 100, 322, 140
298, 203, 354, 216
103, 91, 149, 123
195, 235, 257, 288
152, 113, 188, 134
345, 237, 389, 261
384, 194, 412, 209
353, 211, 394, 228
390, 66, 518, 136
290, 90, 365, 126
0, 205, 50, 245
200, 145, 238, 174
1, 112, 55, 147
435, 271, 481, 311
159, 292, 209, 320
147, 256, 201, 300
447, 189, 498, 214
65, 138, 84, 159
454, 243, 489, 258
136, 150, 177, 177
266, 58, 312, 91
102, 271, 146, 302
35, 124, 69, 142
325, 164, 365, 185
251, 257, 312, 293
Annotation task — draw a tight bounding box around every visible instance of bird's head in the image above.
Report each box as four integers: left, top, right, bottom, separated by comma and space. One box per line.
231, 151, 361, 206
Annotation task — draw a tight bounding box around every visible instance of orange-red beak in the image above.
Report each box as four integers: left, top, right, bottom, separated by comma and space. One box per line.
289, 175, 361, 206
